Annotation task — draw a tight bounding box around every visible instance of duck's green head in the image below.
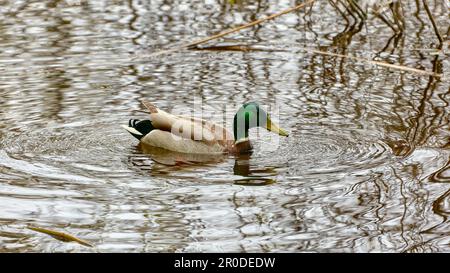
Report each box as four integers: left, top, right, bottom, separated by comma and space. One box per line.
232, 102, 289, 143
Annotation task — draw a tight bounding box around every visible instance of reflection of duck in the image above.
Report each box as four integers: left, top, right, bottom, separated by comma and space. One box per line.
233, 153, 252, 176
123, 100, 288, 154
131, 142, 278, 185
233, 153, 278, 186
138, 143, 227, 166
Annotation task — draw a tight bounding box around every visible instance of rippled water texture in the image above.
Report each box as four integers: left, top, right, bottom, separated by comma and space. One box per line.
0, 0, 449, 252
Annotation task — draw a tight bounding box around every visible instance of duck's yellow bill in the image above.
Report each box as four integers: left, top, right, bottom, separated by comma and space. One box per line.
266, 119, 289, 137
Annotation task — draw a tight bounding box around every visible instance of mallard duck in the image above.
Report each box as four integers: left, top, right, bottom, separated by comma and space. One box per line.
123, 100, 289, 154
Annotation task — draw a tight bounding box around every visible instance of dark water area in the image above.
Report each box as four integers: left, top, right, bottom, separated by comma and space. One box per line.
0, 0, 449, 252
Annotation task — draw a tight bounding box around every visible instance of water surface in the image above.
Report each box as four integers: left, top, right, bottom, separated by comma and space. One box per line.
0, 0, 449, 252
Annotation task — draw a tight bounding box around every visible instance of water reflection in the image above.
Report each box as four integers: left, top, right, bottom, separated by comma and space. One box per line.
0, 0, 449, 252
134, 144, 277, 186
138, 143, 226, 166
233, 153, 276, 186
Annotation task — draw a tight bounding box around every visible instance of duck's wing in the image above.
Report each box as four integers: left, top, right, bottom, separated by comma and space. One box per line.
177, 115, 234, 146
141, 100, 232, 145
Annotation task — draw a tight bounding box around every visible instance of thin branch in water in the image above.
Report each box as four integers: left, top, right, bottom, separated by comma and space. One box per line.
347, 0, 366, 20
136, 0, 315, 59
192, 44, 280, 52
376, 33, 397, 55
337, 0, 358, 22
28, 225, 93, 247
328, 0, 350, 28
306, 0, 315, 16
374, 10, 399, 34
390, 1, 404, 32
422, 0, 444, 49
299, 47, 443, 79
186, 0, 316, 49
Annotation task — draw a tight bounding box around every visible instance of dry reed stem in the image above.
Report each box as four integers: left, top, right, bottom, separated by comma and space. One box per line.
138, 0, 316, 59
28, 225, 93, 247
299, 47, 443, 79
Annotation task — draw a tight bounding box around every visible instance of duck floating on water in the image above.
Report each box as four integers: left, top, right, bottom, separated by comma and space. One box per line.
123, 100, 289, 154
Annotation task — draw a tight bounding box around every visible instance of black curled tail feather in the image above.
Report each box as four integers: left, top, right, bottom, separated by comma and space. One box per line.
129, 119, 140, 128
125, 119, 154, 140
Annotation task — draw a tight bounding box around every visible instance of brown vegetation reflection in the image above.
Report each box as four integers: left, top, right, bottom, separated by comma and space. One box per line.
0, 0, 448, 252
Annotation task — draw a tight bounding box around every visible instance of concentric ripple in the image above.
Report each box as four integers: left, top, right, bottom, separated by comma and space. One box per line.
250, 129, 393, 178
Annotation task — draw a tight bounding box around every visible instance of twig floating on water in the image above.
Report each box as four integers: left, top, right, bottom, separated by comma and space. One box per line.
28, 225, 94, 248
192, 44, 286, 52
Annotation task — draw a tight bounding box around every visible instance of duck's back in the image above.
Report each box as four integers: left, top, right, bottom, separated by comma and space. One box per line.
140, 100, 235, 153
